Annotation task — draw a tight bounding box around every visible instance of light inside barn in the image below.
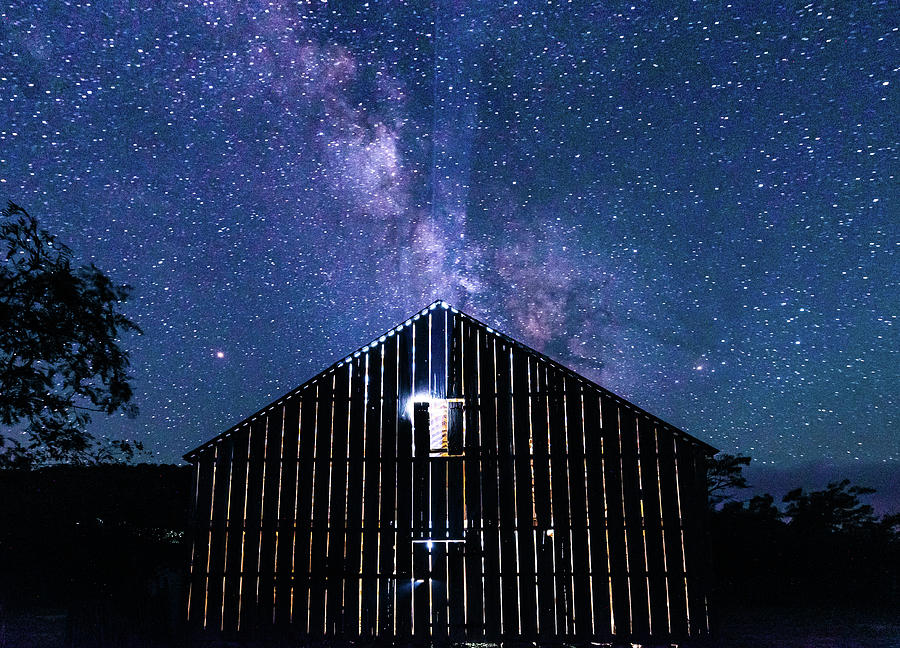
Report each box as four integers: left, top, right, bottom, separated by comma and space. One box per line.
428, 398, 449, 454
406, 395, 449, 454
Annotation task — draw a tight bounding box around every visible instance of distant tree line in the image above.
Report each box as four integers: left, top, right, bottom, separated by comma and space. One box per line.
707, 454, 900, 610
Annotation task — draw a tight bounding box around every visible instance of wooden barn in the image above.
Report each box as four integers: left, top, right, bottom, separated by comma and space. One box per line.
184, 300, 716, 645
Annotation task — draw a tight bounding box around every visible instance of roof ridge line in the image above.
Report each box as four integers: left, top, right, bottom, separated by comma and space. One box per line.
184, 300, 718, 459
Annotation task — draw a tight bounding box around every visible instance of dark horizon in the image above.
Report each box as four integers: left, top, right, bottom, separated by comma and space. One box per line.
746, 458, 900, 517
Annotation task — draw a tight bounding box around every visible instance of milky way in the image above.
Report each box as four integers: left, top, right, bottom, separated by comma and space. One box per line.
1, 2, 896, 482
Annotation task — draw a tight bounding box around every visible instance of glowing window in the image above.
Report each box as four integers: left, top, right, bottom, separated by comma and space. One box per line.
410, 396, 463, 456
428, 399, 449, 455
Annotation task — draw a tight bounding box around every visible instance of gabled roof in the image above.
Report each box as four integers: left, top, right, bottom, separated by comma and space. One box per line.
184, 300, 718, 460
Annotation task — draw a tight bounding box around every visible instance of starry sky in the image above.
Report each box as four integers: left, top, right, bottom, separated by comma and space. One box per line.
1, 2, 897, 504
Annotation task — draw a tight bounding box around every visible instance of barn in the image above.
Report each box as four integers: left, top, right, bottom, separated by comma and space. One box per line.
184, 300, 716, 644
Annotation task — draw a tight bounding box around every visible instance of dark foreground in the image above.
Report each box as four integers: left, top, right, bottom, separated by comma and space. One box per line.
715, 605, 900, 648
3, 605, 900, 648
2, 465, 898, 647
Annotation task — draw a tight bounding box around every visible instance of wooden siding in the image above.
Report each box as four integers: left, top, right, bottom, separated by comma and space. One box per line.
186, 303, 713, 642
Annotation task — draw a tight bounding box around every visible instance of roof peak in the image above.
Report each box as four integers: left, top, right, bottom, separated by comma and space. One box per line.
426, 298, 455, 310
184, 298, 718, 459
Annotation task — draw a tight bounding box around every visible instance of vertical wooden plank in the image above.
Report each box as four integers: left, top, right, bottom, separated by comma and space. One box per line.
530, 360, 555, 639
676, 437, 703, 637
564, 376, 592, 639
414, 309, 430, 395
395, 325, 414, 637
648, 424, 671, 640
433, 556, 451, 637
511, 348, 537, 639
378, 333, 399, 636
360, 346, 383, 637
600, 395, 629, 638
432, 469, 449, 633
431, 304, 447, 398
258, 406, 284, 628
639, 418, 668, 638
188, 451, 214, 626
620, 407, 650, 640
547, 368, 573, 637
692, 449, 712, 636
431, 418, 449, 636
413, 402, 430, 539
274, 398, 300, 626
326, 364, 351, 634
657, 429, 687, 637
412, 543, 430, 640
426, 428, 449, 540
412, 401, 430, 639
462, 321, 484, 638
344, 354, 367, 635
308, 376, 335, 636
478, 326, 501, 639
238, 417, 267, 632
206, 436, 234, 633
447, 401, 465, 640
412, 313, 430, 638
583, 390, 612, 639
447, 542, 465, 640
430, 307, 450, 643
223, 428, 249, 632
447, 309, 462, 400
186, 459, 200, 623
495, 342, 519, 638
432, 542, 448, 640
292, 388, 317, 631
407, 311, 433, 556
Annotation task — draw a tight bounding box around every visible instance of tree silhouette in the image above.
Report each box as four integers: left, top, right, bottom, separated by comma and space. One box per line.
782, 478, 878, 533
709, 461, 900, 609
706, 452, 752, 508
0, 202, 142, 468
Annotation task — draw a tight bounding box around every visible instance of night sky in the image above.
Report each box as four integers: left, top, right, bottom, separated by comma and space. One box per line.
2, 2, 896, 504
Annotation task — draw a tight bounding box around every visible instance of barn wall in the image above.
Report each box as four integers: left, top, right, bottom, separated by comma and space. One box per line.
186, 304, 712, 642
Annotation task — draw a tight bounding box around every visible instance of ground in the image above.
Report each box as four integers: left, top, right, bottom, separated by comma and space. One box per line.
2, 605, 899, 647
715, 605, 900, 648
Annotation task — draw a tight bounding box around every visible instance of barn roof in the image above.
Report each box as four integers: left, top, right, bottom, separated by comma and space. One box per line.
184, 300, 718, 461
